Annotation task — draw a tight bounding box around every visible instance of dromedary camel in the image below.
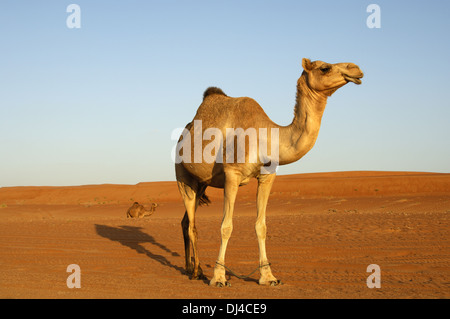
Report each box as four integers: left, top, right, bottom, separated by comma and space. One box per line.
126, 202, 158, 218
175, 58, 363, 287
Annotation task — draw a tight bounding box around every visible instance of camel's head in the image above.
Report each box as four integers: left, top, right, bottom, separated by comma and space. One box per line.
301, 58, 364, 96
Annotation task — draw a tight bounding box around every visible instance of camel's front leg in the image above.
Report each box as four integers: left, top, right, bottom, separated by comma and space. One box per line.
210, 172, 239, 287
256, 173, 280, 286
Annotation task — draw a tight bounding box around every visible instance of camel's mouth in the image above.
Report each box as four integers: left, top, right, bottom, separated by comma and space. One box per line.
343, 75, 363, 85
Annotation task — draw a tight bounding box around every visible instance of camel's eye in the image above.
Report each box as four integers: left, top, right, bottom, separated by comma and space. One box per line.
320, 67, 330, 73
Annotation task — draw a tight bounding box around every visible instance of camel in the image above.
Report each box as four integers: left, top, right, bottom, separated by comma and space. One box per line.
126, 202, 158, 218
175, 58, 363, 287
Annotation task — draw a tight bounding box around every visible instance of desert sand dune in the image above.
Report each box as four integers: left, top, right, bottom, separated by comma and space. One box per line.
0, 171, 448, 298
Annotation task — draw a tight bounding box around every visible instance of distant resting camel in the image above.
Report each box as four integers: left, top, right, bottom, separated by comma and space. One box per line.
126, 202, 158, 218
175, 58, 363, 287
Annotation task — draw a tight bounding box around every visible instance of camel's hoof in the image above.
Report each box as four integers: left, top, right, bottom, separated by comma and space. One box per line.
270, 280, 282, 286
191, 273, 207, 281
212, 281, 231, 288
185, 265, 194, 275
260, 280, 282, 286
186, 264, 204, 280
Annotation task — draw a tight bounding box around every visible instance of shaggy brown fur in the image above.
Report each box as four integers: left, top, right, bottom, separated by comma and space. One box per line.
203, 87, 227, 100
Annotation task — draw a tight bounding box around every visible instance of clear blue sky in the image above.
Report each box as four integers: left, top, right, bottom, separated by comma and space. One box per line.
1, 0, 449, 187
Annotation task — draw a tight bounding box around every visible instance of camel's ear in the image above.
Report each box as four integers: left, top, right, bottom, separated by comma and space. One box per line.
302, 58, 313, 72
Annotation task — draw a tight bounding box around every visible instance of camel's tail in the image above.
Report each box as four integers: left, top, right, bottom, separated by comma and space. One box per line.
198, 192, 211, 206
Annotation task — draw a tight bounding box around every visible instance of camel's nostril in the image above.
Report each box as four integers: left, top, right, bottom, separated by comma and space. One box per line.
347, 63, 363, 78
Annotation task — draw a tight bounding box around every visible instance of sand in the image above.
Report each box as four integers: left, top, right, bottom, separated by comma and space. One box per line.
0, 171, 449, 299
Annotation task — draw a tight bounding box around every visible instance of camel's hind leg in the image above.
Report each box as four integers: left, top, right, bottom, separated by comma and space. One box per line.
178, 187, 202, 279
181, 211, 192, 273
176, 164, 206, 280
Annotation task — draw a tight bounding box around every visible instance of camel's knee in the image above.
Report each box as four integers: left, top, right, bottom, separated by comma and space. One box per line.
221, 224, 233, 240
255, 221, 267, 238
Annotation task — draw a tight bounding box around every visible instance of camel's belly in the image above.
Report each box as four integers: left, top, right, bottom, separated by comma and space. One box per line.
182, 161, 258, 188
183, 162, 221, 185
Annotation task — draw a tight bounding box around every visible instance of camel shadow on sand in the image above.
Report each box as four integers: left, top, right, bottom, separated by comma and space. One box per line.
94, 224, 186, 276
94, 224, 259, 284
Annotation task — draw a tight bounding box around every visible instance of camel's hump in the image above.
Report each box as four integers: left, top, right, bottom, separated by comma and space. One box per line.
203, 87, 227, 100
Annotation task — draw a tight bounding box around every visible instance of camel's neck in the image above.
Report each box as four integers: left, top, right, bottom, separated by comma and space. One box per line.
278, 73, 328, 165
